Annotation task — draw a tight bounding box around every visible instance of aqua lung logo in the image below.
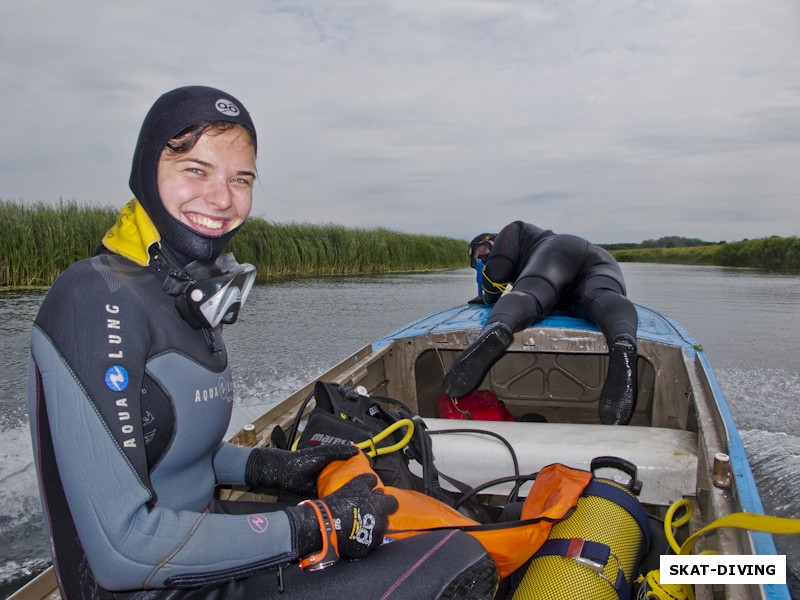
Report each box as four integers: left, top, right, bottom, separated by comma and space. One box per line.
215, 99, 240, 116
194, 374, 234, 403
104, 304, 137, 448
105, 365, 129, 391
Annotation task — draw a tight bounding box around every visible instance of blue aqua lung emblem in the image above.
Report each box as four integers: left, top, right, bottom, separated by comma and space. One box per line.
105, 366, 129, 392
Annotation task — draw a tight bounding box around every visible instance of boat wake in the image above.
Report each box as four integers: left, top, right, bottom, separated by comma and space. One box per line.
225, 363, 328, 439
0, 423, 50, 599
720, 367, 800, 436
721, 366, 800, 599
740, 429, 800, 599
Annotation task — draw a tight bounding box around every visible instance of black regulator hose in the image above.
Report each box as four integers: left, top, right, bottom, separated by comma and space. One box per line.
412, 416, 442, 497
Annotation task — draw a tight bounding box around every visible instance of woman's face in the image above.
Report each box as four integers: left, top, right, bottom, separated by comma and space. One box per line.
157, 126, 256, 236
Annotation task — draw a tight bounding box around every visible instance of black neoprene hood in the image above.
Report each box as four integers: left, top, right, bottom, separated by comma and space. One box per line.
129, 85, 257, 263
468, 232, 496, 268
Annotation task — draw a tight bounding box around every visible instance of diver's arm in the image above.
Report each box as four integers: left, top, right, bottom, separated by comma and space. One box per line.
213, 441, 254, 485
479, 222, 521, 303
481, 255, 514, 303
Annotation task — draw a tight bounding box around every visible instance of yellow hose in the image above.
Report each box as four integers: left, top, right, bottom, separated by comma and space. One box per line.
355, 418, 415, 457
291, 418, 415, 458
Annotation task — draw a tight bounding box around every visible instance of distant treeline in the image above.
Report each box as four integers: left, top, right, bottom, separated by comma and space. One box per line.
606, 236, 800, 270
0, 200, 467, 287
2, 201, 798, 288
600, 236, 722, 251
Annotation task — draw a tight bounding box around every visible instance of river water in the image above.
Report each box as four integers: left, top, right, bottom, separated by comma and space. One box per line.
1, 264, 798, 598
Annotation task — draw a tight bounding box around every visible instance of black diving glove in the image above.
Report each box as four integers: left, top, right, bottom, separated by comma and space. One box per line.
286, 473, 399, 560
245, 445, 359, 497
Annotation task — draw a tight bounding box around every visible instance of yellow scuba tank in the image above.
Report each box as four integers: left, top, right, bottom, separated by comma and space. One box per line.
511, 457, 651, 600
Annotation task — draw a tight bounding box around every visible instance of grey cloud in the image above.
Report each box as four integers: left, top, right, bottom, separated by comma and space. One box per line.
2, 0, 799, 243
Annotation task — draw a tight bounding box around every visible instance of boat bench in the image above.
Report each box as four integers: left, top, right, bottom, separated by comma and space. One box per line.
418, 419, 698, 506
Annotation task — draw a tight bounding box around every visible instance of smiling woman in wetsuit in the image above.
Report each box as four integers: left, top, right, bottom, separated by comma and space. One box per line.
28, 86, 496, 599
443, 221, 639, 426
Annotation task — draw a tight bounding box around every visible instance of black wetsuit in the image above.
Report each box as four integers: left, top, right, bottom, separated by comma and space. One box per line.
28, 248, 493, 599
480, 221, 637, 342
443, 221, 639, 422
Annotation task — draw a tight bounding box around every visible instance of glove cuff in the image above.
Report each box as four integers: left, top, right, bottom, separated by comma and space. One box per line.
284, 503, 323, 558
297, 500, 339, 570
244, 447, 280, 489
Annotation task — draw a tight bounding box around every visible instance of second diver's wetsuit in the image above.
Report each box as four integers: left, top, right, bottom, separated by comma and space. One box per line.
443, 221, 639, 424
479, 221, 638, 342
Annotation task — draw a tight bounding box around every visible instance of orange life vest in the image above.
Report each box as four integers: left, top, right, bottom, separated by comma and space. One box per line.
316, 452, 592, 578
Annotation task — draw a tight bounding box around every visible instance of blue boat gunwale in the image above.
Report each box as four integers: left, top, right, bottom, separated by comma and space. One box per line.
373, 302, 786, 597
375, 301, 699, 351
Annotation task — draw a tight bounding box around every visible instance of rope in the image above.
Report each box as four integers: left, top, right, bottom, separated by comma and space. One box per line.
480, 269, 509, 295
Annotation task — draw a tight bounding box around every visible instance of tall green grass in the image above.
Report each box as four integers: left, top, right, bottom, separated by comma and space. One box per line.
0, 200, 468, 287
230, 220, 466, 278
611, 236, 800, 270
0, 200, 116, 287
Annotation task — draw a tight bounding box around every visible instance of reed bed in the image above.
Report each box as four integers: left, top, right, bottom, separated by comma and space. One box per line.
0, 200, 468, 287
230, 220, 466, 279
5, 200, 796, 288
611, 236, 800, 270
0, 200, 116, 287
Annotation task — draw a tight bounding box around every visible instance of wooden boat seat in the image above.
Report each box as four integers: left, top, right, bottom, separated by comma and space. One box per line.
417, 419, 698, 506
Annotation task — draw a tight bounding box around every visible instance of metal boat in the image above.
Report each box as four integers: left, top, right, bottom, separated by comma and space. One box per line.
12, 302, 792, 599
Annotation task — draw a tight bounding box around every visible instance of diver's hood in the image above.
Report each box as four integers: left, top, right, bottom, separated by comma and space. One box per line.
129, 85, 257, 264
468, 232, 496, 269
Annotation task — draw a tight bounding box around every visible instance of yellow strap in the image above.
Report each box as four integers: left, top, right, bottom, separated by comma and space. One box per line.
661, 497, 800, 600
101, 199, 161, 266
665, 498, 800, 556
679, 512, 800, 556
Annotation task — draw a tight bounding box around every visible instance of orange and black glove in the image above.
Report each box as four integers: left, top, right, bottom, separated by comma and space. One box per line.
287, 473, 398, 562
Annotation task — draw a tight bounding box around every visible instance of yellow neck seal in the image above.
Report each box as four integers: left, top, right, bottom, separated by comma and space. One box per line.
101, 199, 161, 266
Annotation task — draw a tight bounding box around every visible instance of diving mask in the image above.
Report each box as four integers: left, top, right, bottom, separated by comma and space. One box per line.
468, 233, 496, 269
176, 253, 256, 330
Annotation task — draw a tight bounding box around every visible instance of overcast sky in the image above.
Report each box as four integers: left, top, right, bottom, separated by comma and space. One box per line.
2, 1, 798, 243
